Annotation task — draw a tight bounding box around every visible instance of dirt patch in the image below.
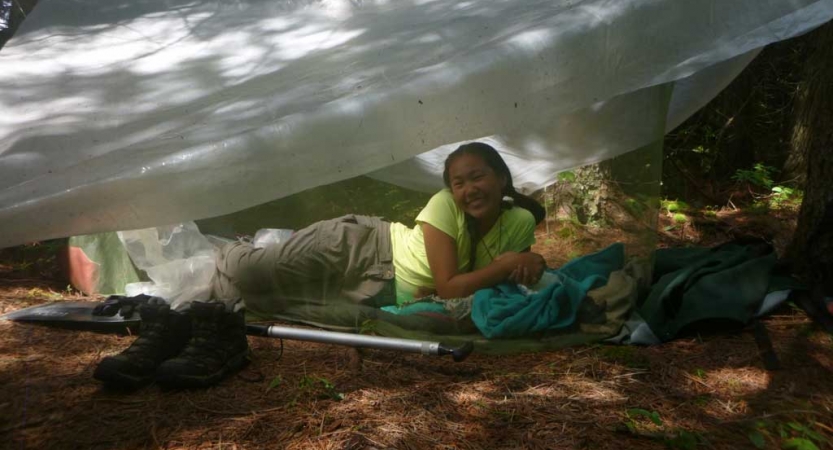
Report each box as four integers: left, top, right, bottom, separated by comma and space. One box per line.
3, 295, 831, 450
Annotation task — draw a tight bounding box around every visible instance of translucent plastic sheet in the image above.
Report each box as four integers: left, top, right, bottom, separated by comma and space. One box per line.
118, 223, 217, 310
1, 0, 832, 247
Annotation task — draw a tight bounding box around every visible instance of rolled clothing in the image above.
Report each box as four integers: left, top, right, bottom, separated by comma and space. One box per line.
211, 215, 395, 316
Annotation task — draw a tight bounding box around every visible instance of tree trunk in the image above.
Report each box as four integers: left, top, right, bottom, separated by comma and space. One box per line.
786, 21, 833, 295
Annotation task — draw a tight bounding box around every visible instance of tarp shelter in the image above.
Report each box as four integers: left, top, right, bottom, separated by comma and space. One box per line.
2, 0, 833, 247
1, 0, 831, 351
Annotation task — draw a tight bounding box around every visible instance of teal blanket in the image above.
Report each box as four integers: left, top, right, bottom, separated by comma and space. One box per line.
472, 243, 625, 338
249, 239, 793, 352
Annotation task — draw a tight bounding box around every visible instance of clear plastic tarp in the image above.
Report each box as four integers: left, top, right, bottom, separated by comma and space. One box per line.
1, 0, 833, 247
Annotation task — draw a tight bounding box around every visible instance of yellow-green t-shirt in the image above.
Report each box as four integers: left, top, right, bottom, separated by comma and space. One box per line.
389, 189, 536, 304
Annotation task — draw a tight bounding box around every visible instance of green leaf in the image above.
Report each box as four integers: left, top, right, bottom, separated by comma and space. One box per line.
317, 378, 344, 401
319, 378, 335, 390
558, 171, 576, 183
748, 430, 766, 449
787, 422, 805, 432
265, 375, 283, 393
648, 411, 663, 426
626, 408, 663, 425
802, 429, 827, 443
782, 438, 819, 450
298, 375, 315, 389
667, 430, 700, 450
626, 408, 650, 417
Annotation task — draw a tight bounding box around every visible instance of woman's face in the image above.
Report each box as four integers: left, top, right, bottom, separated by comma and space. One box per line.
447, 153, 506, 221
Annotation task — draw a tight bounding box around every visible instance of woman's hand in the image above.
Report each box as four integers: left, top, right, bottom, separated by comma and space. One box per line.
497, 251, 546, 286
415, 286, 437, 298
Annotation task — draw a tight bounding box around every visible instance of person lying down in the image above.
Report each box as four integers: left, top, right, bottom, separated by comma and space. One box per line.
94, 142, 547, 390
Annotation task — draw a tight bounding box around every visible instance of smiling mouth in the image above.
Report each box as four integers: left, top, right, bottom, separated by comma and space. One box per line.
466, 198, 486, 208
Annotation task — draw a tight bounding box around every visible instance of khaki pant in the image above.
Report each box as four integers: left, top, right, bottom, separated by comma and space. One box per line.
211, 215, 395, 316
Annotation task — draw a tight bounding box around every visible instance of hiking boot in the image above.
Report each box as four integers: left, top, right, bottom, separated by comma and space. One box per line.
93, 299, 191, 390
155, 301, 249, 389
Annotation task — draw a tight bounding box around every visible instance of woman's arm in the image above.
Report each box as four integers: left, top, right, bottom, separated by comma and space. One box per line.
423, 223, 544, 298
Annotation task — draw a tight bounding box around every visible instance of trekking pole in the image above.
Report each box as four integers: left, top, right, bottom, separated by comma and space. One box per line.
246, 324, 474, 362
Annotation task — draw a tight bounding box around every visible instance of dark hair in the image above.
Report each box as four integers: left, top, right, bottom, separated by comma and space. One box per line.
443, 142, 546, 271
442, 142, 545, 224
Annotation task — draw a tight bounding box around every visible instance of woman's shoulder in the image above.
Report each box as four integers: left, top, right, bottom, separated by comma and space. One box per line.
430, 188, 454, 202
416, 188, 464, 238
505, 204, 536, 226
423, 189, 459, 211
417, 189, 462, 221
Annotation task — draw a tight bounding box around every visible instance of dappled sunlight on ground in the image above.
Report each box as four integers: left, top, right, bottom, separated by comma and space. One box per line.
706, 367, 771, 396
2, 291, 832, 449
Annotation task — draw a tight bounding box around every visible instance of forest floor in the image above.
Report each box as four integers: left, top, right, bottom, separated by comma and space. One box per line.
2, 206, 832, 450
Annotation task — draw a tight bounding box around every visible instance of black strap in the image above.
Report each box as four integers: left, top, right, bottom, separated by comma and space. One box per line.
752, 320, 781, 371
91, 294, 160, 319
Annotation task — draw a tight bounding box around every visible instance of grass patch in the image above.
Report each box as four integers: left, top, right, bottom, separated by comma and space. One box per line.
748, 420, 830, 450
662, 199, 690, 214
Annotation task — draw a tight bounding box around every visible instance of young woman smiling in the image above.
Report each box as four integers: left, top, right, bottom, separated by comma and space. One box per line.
94, 141, 548, 389
390, 141, 547, 304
